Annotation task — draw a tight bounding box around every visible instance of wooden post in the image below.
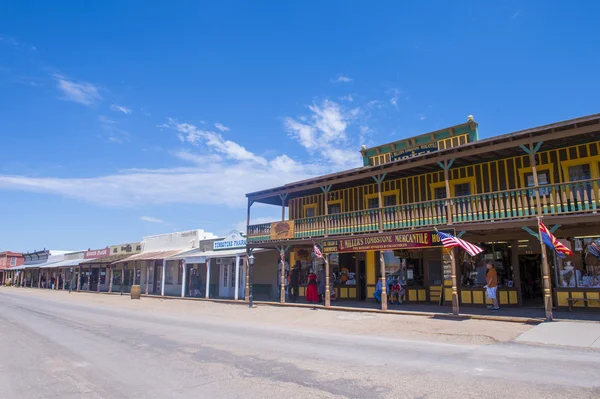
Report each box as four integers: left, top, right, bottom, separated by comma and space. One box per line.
121, 264, 125, 295
379, 251, 388, 311
450, 248, 459, 315
321, 185, 331, 236
97, 267, 101, 293
279, 194, 288, 221
87, 266, 91, 292
443, 160, 454, 224
528, 142, 553, 321
245, 200, 253, 302
161, 260, 167, 296
62, 269, 67, 290
375, 175, 385, 233
133, 263, 137, 286
324, 254, 331, 308
77, 266, 82, 292
511, 240, 522, 305
234, 255, 240, 300
205, 259, 211, 299
279, 248, 286, 303
145, 262, 150, 295
109, 266, 114, 293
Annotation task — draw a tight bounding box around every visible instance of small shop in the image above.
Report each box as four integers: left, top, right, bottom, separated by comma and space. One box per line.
554, 236, 600, 310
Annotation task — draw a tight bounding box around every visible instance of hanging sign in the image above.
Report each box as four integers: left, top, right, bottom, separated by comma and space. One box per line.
214, 230, 246, 250
322, 240, 339, 254
270, 221, 295, 240
326, 229, 454, 253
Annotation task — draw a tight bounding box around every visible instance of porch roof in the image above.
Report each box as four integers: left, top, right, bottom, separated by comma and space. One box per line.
167, 247, 272, 263
246, 113, 600, 205
113, 250, 185, 264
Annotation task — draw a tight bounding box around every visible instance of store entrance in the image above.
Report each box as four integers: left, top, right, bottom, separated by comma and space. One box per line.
520, 254, 543, 307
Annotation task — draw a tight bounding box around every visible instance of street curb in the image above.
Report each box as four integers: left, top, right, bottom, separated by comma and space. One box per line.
7, 287, 595, 325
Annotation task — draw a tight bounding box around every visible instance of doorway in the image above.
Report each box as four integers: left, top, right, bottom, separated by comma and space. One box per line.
153, 264, 161, 294
520, 254, 543, 307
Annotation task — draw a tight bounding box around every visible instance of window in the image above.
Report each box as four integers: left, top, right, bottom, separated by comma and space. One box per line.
177, 263, 183, 285
454, 183, 471, 197
10, 257, 16, 267
384, 194, 397, 207
304, 204, 318, 218
568, 164, 591, 181
367, 198, 379, 209
382, 251, 424, 287
328, 203, 342, 214
223, 265, 229, 287
525, 171, 551, 196
434, 187, 446, 200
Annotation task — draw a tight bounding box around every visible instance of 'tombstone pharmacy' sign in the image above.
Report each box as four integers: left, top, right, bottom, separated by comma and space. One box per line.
214, 231, 246, 250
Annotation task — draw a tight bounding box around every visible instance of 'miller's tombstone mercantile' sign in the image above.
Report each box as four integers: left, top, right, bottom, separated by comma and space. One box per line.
84, 247, 110, 259
390, 142, 438, 162
214, 231, 246, 250
320, 230, 454, 253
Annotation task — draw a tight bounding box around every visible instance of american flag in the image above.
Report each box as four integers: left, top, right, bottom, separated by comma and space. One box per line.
437, 231, 484, 257
313, 243, 323, 259
539, 221, 573, 258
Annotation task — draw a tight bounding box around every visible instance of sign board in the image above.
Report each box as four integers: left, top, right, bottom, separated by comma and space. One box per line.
110, 243, 142, 255
84, 247, 110, 259
321, 230, 454, 253
270, 221, 295, 240
214, 230, 246, 250
390, 142, 438, 162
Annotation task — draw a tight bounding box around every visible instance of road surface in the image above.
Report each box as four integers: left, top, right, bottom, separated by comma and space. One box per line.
0, 289, 598, 399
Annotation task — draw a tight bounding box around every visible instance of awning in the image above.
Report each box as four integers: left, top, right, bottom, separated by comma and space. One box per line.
112, 250, 185, 264
167, 248, 271, 263
39, 258, 91, 269
81, 254, 131, 265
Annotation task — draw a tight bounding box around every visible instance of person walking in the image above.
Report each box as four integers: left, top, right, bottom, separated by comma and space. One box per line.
306, 268, 319, 303
485, 262, 499, 311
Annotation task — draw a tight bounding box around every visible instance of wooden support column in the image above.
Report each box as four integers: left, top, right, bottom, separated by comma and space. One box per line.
120, 264, 125, 295
245, 200, 253, 302
181, 260, 187, 298
234, 255, 240, 300
62, 269, 67, 290
324, 253, 331, 308
109, 266, 114, 293
511, 240, 522, 305
87, 266, 91, 292
379, 251, 388, 311
524, 142, 553, 321
145, 262, 150, 295
279, 246, 290, 303
77, 266, 82, 292
161, 260, 167, 296
205, 259, 211, 299
279, 193, 288, 221
97, 267, 101, 293
133, 263, 137, 286
450, 247, 459, 315
321, 185, 332, 236
440, 159, 459, 314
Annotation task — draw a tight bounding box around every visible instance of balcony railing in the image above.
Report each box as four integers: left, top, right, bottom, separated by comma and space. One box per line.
247, 179, 600, 243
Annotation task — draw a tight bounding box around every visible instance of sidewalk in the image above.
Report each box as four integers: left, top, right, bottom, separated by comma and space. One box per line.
516, 322, 600, 349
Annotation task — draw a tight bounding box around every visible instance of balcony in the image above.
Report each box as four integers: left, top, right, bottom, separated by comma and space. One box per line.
247, 179, 600, 244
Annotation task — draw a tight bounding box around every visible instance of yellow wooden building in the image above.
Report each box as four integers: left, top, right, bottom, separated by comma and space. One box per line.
246, 114, 600, 316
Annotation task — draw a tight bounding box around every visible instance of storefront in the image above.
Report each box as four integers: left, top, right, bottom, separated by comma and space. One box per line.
554, 237, 600, 309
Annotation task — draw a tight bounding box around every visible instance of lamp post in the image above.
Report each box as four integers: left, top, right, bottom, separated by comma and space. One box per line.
248, 252, 255, 308
69, 267, 73, 294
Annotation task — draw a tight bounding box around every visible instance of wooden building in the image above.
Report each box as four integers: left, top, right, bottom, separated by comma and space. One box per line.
245, 114, 600, 316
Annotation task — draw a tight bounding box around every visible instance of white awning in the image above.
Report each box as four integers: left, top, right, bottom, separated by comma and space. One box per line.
166, 248, 272, 263
39, 258, 91, 269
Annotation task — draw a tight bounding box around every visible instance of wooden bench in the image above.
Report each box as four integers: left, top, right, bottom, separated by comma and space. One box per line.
567, 297, 600, 311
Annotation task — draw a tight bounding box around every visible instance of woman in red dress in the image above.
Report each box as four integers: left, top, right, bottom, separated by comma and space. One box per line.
306, 268, 319, 303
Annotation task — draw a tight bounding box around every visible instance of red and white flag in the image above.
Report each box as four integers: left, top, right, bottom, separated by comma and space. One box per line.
313, 243, 323, 259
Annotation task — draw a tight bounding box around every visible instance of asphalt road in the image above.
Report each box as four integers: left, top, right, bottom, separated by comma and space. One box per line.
0, 290, 598, 399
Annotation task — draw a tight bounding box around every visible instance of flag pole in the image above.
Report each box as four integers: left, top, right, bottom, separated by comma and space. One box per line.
536, 216, 554, 321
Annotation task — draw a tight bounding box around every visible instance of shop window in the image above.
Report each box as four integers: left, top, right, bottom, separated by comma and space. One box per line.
367, 197, 379, 209
383, 194, 397, 207
100, 268, 106, 285
454, 183, 471, 197
383, 251, 424, 287
304, 204, 318, 218
328, 201, 342, 215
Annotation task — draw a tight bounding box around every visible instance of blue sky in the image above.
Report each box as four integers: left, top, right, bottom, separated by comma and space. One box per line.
1, 1, 599, 252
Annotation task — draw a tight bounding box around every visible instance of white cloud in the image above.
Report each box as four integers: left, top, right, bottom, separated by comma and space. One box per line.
340, 95, 354, 102
110, 104, 132, 114
140, 216, 163, 223
53, 74, 101, 106
387, 88, 401, 110
163, 119, 268, 166
332, 75, 353, 83
283, 100, 362, 169
214, 122, 230, 132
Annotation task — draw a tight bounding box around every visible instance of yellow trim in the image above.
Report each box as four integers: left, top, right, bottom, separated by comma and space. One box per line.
560, 155, 600, 182
303, 203, 318, 218
327, 199, 344, 213
429, 176, 477, 199
518, 163, 555, 188
363, 190, 399, 209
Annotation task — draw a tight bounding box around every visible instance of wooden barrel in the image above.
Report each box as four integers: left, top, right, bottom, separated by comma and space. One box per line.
130, 285, 142, 300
